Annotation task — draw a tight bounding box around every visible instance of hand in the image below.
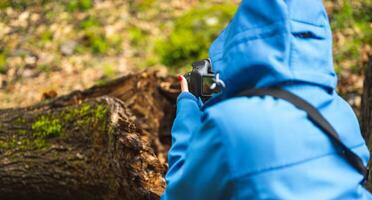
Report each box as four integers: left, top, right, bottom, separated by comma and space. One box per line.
178, 75, 189, 92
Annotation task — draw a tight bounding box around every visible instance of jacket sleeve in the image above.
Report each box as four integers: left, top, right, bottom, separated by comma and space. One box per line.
165, 92, 202, 186
162, 96, 232, 200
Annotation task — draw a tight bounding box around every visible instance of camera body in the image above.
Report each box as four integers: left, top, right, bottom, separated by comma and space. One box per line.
184, 59, 220, 101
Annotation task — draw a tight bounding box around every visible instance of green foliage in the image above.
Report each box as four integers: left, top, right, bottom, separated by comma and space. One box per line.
67, 0, 93, 12
128, 27, 146, 46
129, 0, 156, 12
78, 17, 121, 55
0, 0, 49, 10
155, 4, 237, 69
103, 64, 116, 78
80, 17, 99, 30
331, 1, 354, 30
32, 116, 62, 139
352, 0, 372, 22
40, 30, 53, 42
331, 0, 372, 72
95, 64, 117, 85
0, 0, 10, 9
37, 30, 54, 48
335, 39, 361, 63
37, 64, 51, 73
89, 34, 109, 54
0, 53, 7, 74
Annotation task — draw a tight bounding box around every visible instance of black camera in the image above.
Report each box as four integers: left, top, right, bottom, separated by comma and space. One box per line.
184, 59, 221, 101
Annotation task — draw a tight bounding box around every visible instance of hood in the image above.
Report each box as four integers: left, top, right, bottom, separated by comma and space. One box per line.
209, 0, 336, 97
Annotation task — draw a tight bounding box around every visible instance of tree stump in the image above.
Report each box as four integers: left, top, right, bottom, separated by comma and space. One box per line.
0, 71, 179, 200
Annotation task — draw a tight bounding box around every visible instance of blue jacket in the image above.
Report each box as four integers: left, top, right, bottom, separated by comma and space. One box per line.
162, 0, 371, 199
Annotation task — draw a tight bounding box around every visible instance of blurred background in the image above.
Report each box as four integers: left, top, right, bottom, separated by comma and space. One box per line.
0, 0, 371, 114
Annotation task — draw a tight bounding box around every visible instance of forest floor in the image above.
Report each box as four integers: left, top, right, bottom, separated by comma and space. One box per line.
0, 0, 371, 114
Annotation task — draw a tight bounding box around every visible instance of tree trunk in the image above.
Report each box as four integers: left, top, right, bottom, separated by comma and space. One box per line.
362, 56, 372, 141
362, 56, 372, 189
0, 71, 179, 200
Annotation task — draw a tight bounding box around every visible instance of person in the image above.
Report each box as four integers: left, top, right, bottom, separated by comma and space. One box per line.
161, 0, 371, 199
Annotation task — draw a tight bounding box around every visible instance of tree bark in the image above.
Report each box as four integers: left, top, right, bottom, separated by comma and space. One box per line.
362, 56, 372, 142
0, 71, 179, 200
362, 55, 372, 189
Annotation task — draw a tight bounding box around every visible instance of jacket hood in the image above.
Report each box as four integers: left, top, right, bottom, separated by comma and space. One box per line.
209, 0, 337, 97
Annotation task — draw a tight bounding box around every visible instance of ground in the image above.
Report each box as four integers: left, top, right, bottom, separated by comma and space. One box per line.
0, 0, 371, 114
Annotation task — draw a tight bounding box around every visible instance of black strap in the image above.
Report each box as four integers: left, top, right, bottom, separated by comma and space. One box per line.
236, 88, 368, 182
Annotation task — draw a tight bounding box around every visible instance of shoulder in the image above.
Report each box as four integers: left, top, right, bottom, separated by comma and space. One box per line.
201, 95, 303, 149
201, 96, 303, 177
203, 95, 299, 127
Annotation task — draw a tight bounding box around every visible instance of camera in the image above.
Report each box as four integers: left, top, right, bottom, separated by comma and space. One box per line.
184, 59, 221, 101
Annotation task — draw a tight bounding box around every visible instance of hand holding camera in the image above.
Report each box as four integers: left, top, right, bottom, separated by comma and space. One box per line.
181, 59, 222, 102
177, 75, 189, 92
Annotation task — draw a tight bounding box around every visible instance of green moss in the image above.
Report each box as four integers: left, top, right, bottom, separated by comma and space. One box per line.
0, 135, 50, 150
18, 138, 33, 149
0, 116, 57, 150
0, 141, 7, 149
80, 103, 91, 115
0, 137, 18, 149
34, 138, 47, 149
18, 130, 27, 135
63, 109, 75, 121
32, 116, 62, 139
14, 117, 26, 125
62, 103, 108, 127
7, 115, 62, 150
0, 103, 109, 151
63, 103, 89, 122
94, 105, 108, 121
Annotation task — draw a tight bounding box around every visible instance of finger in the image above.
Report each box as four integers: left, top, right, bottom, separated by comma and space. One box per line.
178, 75, 189, 92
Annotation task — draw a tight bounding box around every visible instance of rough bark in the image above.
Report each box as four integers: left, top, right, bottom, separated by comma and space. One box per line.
362, 56, 372, 189
0, 71, 179, 200
362, 56, 372, 142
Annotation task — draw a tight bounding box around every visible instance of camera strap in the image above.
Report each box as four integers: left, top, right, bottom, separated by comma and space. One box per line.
235, 87, 368, 183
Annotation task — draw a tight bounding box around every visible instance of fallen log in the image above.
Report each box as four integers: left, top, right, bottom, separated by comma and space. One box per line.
0, 71, 179, 199
3, 64, 372, 198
